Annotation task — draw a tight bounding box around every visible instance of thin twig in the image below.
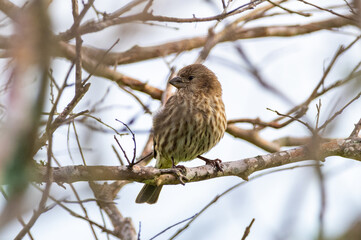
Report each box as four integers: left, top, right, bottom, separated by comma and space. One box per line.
115, 119, 137, 166
318, 91, 361, 131
267, 108, 314, 133
118, 86, 152, 114
149, 214, 197, 240
31, 184, 117, 236
72, 121, 87, 166
234, 44, 293, 105
315, 161, 326, 240
169, 164, 318, 239
267, 0, 311, 17
112, 145, 125, 166
71, 0, 84, 93
0, 187, 34, 240
114, 135, 132, 165
70, 183, 99, 240
241, 218, 255, 240
349, 118, 361, 138
58, 0, 266, 40
297, 0, 356, 21
51, 154, 99, 239
82, 38, 120, 84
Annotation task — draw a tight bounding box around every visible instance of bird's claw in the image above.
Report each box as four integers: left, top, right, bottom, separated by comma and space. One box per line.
162, 166, 188, 185
173, 164, 187, 173
199, 156, 223, 172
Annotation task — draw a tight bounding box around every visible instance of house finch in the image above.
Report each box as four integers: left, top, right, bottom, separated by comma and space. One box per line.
135, 64, 227, 204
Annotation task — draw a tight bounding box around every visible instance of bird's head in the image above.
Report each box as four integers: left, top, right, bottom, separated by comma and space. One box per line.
169, 64, 222, 96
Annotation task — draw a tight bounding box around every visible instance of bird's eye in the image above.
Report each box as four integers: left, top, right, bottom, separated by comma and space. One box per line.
188, 76, 194, 81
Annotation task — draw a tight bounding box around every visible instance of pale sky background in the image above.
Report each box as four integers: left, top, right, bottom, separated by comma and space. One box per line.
1, 0, 361, 239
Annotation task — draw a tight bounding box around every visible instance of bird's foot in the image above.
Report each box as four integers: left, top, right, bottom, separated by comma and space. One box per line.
173, 163, 188, 185
162, 166, 188, 185
172, 162, 187, 172
198, 155, 223, 172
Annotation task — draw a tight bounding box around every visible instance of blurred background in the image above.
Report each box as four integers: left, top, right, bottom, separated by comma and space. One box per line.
0, 0, 360, 239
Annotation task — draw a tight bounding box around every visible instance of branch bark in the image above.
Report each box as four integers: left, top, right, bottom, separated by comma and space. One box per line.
89, 182, 137, 240
0, 16, 354, 101
32, 137, 361, 185
78, 15, 354, 65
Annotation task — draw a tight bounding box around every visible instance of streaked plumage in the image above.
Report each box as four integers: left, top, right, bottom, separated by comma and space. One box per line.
136, 64, 227, 204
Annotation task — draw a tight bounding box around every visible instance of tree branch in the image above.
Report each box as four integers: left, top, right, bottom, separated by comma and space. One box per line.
226, 124, 281, 152
89, 181, 137, 240
57, 0, 266, 41
57, 41, 163, 100
32, 137, 361, 185
77, 15, 354, 65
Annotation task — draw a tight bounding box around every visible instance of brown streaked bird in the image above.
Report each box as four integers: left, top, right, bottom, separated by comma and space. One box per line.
135, 64, 227, 204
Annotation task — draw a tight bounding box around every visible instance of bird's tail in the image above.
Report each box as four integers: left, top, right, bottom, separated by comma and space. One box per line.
135, 184, 163, 204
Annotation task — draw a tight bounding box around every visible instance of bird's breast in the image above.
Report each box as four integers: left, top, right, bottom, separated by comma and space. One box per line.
154, 95, 226, 168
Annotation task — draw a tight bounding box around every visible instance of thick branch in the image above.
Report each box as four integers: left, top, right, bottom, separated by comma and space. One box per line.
0, 0, 21, 21
81, 16, 353, 65
32, 138, 361, 185
47, 15, 354, 102
0, 16, 354, 101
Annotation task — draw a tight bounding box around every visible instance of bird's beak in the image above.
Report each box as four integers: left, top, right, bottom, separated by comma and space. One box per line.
169, 76, 185, 88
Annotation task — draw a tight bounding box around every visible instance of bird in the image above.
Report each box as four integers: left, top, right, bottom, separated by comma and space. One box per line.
135, 64, 227, 204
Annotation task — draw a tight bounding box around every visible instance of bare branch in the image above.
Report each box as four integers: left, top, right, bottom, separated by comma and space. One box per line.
89, 182, 137, 240
318, 91, 361, 131
226, 124, 281, 152
297, 0, 356, 20
350, 118, 361, 137
57, 41, 163, 100
241, 218, 256, 240
58, 0, 266, 41
69, 16, 354, 66
32, 138, 361, 184
169, 163, 317, 240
